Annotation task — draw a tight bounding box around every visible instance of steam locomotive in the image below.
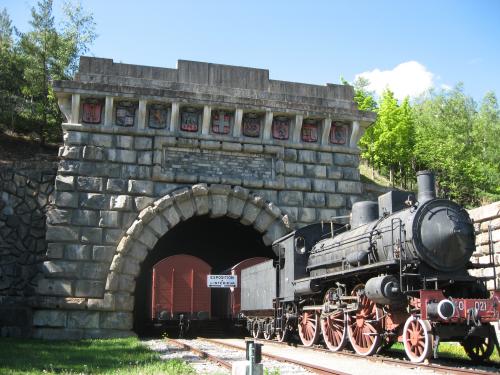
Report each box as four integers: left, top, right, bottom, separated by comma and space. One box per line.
241, 171, 500, 363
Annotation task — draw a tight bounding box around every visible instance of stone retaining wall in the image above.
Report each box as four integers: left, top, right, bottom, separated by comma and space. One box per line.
469, 201, 500, 290
0, 161, 57, 337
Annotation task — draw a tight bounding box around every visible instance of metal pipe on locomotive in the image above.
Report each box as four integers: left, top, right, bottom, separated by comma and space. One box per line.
241, 171, 500, 363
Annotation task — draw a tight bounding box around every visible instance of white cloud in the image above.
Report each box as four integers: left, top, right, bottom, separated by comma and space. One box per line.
440, 83, 452, 91
355, 61, 434, 100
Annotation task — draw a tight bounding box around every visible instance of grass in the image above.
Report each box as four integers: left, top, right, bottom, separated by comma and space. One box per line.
389, 341, 500, 363
0, 337, 196, 375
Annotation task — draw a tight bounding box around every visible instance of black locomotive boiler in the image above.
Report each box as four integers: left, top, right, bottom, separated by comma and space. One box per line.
241, 171, 500, 363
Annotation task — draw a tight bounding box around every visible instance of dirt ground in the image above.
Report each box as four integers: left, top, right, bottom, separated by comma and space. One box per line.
0, 132, 59, 165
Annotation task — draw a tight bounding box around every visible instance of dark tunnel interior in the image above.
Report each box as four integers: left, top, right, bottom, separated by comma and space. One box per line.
133, 215, 274, 334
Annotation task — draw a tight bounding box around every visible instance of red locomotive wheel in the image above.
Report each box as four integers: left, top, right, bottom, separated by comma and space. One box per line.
321, 310, 347, 352
298, 310, 320, 347
461, 324, 495, 363
402, 316, 433, 363
347, 293, 382, 356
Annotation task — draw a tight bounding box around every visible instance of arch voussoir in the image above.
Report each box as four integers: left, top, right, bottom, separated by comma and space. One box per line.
172, 188, 196, 220
240, 194, 265, 226
191, 183, 209, 216
208, 184, 231, 218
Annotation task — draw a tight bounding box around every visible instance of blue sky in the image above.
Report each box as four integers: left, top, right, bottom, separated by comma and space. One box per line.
3, 0, 499, 102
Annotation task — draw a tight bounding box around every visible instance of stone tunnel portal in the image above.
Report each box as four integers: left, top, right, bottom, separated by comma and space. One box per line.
133, 215, 273, 335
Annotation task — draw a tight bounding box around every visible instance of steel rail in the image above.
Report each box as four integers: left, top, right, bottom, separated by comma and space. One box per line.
165, 338, 232, 370
200, 337, 350, 375
204, 337, 499, 375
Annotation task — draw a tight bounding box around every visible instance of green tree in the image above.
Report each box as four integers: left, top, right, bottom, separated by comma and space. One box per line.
17, 0, 96, 143
413, 84, 483, 205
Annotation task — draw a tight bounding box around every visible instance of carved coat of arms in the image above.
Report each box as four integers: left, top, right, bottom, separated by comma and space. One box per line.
116, 102, 136, 127
180, 108, 200, 132
330, 122, 348, 144
301, 119, 319, 142
242, 113, 261, 137
211, 110, 232, 134
148, 104, 169, 129
272, 116, 290, 140
82, 99, 102, 124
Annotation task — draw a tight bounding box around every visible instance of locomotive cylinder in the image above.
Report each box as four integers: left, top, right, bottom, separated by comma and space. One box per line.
365, 275, 403, 305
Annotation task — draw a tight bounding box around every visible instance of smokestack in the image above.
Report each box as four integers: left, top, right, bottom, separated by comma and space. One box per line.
416, 170, 436, 202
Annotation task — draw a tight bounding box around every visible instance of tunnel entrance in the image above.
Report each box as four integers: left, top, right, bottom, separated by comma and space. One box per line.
133, 215, 274, 336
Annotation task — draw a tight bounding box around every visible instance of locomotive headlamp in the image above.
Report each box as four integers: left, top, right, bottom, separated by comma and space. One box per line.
427, 299, 456, 320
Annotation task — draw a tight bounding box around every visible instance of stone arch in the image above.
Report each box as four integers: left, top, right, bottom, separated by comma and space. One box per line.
102, 184, 293, 321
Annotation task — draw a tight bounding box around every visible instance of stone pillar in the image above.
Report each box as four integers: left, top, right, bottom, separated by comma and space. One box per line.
292, 114, 303, 143
138, 99, 147, 129
202, 105, 212, 135
104, 96, 114, 127
321, 118, 331, 145
263, 110, 273, 140
170, 102, 180, 132
71, 94, 80, 124
350, 120, 360, 148
233, 109, 243, 137
57, 94, 72, 123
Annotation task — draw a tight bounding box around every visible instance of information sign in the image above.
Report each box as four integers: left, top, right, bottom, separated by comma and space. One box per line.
207, 275, 237, 288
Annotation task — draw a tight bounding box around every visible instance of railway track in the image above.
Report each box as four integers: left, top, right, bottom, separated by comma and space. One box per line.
166, 337, 348, 374
201, 337, 500, 375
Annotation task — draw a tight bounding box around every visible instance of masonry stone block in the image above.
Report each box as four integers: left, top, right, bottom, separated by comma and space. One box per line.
243, 144, 263, 153
134, 137, 152, 150
280, 206, 299, 221
47, 209, 72, 225
161, 207, 181, 227
284, 149, 297, 162
58, 160, 80, 174
99, 211, 121, 228
264, 145, 283, 155
241, 202, 262, 226
115, 135, 133, 148
279, 191, 303, 206
227, 197, 246, 219
91, 134, 113, 148
33, 310, 67, 327
64, 131, 89, 145
81, 227, 103, 244
318, 208, 338, 221
33, 328, 84, 340
55, 175, 75, 191
334, 153, 359, 167
138, 206, 155, 224
343, 167, 360, 181
114, 293, 134, 312
36, 278, 73, 296
254, 210, 274, 233
82, 262, 109, 280
65, 244, 92, 260
304, 192, 326, 208
147, 215, 168, 237
108, 149, 137, 164
128, 180, 154, 195
87, 293, 115, 311
122, 258, 141, 276
93, 245, 116, 262
121, 165, 151, 179
46, 225, 79, 242
47, 243, 64, 259
135, 196, 155, 211
100, 312, 133, 330
337, 180, 362, 194
222, 142, 242, 152
256, 190, 278, 203
210, 194, 228, 217
137, 228, 159, 249
55, 191, 79, 208
327, 166, 343, 180
128, 241, 149, 261
77, 177, 104, 192
74, 280, 105, 298
126, 220, 143, 238
298, 150, 317, 163
137, 151, 153, 165
81, 193, 110, 210
118, 274, 135, 293
82, 145, 104, 161
285, 162, 304, 176
305, 165, 327, 179
67, 311, 100, 328
220, 176, 242, 186
61, 146, 81, 159
173, 189, 195, 219
284, 177, 311, 191
263, 220, 288, 245
72, 210, 98, 226
200, 140, 220, 150
299, 208, 316, 223
110, 195, 133, 211
42, 260, 79, 277
318, 152, 333, 165
313, 179, 336, 193
327, 194, 345, 208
